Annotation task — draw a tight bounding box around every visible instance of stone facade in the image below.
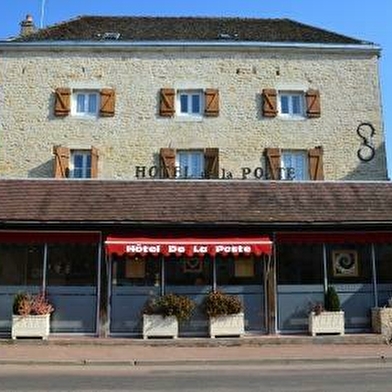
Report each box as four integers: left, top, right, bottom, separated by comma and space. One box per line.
0, 47, 387, 180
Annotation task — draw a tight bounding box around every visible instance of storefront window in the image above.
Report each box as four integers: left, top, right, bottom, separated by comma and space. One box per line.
47, 243, 98, 286
277, 244, 323, 284
327, 244, 372, 284
375, 244, 392, 283
165, 255, 212, 286
0, 244, 44, 286
216, 255, 263, 285
112, 254, 160, 286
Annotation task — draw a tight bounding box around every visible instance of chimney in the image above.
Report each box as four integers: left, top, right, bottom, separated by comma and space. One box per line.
20, 14, 36, 36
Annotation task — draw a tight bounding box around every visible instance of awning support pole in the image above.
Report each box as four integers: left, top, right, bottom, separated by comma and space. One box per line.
161, 255, 165, 296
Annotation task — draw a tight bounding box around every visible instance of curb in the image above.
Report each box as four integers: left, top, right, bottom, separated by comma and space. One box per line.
0, 356, 390, 367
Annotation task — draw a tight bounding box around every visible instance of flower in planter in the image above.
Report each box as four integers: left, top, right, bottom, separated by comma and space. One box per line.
13, 292, 54, 316
143, 293, 195, 322
202, 291, 243, 318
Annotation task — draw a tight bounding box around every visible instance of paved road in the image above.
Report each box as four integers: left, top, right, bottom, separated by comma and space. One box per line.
0, 363, 392, 392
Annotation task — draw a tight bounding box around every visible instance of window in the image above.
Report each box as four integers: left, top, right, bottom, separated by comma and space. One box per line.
159, 148, 219, 179
264, 147, 324, 181
160, 88, 219, 117
70, 150, 92, 178
54, 88, 115, 117
278, 92, 304, 118
262, 88, 320, 118
177, 90, 203, 116
72, 91, 99, 117
176, 150, 205, 178
53, 145, 99, 179
281, 150, 309, 180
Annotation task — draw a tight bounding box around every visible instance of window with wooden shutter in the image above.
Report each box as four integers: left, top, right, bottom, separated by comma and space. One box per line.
54, 88, 71, 117
90, 146, 99, 178
160, 88, 175, 117
262, 89, 277, 118
204, 89, 219, 117
265, 148, 281, 180
308, 146, 324, 180
305, 89, 321, 118
53, 145, 70, 178
100, 89, 115, 117
160, 148, 176, 178
204, 148, 219, 178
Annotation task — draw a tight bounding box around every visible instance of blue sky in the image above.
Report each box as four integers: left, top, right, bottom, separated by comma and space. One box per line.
1, 0, 391, 177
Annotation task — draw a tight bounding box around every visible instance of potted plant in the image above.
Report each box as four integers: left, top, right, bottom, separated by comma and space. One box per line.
308, 286, 345, 336
202, 291, 245, 338
11, 292, 54, 340
142, 293, 195, 339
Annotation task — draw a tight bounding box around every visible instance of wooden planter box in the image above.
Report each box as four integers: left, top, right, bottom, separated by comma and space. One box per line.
11, 314, 50, 340
209, 313, 245, 338
308, 311, 345, 336
371, 307, 392, 335
142, 314, 178, 339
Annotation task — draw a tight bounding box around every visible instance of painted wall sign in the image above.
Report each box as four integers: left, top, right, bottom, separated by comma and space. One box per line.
134, 166, 296, 180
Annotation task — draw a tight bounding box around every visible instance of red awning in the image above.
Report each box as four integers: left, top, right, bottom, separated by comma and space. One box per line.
105, 236, 272, 257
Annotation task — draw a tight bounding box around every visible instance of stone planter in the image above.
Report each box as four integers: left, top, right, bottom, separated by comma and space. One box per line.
142, 314, 178, 339
308, 311, 345, 336
209, 313, 245, 338
11, 314, 50, 340
371, 307, 392, 335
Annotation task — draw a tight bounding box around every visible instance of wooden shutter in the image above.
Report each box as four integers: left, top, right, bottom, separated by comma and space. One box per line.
204, 148, 219, 179
53, 145, 70, 178
160, 148, 176, 178
262, 89, 277, 118
159, 88, 175, 117
54, 88, 71, 117
90, 146, 99, 178
308, 146, 324, 180
100, 89, 115, 117
204, 89, 219, 117
265, 148, 281, 180
306, 89, 321, 118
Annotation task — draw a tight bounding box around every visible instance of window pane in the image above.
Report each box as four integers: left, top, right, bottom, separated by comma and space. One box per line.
292, 96, 301, 114
112, 254, 160, 287
280, 96, 289, 114
76, 94, 85, 113
47, 243, 98, 286
191, 94, 200, 113
180, 95, 188, 113
0, 244, 44, 286
88, 94, 97, 113
165, 255, 212, 286
277, 244, 323, 284
282, 152, 307, 180
189, 153, 203, 177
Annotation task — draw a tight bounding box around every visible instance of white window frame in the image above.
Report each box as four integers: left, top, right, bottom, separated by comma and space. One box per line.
71, 90, 99, 117
175, 150, 205, 179
176, 90, 203, 118
69, 150, 92, 178
278, 91, 305, 119
281, 150, 309, 181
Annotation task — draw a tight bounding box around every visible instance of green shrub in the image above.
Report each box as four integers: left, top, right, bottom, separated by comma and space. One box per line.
324, 286, 341, 311
203, 291, 243, 317
143, 293, 195, 322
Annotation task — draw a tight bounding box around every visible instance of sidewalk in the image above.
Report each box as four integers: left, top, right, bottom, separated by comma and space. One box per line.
0, 334, 391, 366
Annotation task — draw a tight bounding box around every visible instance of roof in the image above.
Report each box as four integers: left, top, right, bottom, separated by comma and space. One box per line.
0, 179, 391, 227
13, 16, 365, 44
